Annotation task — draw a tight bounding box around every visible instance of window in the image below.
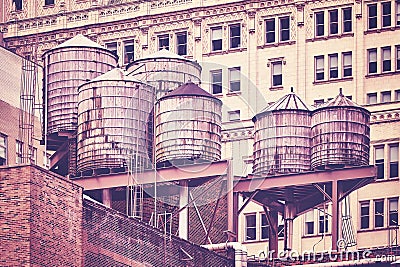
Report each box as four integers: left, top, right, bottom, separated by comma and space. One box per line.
315, 56, 324, 81
245, 214, 256, 241
329, 54, 338, 79
381, 91, 392, 103
319, 212, 329, 233
374, 200, 384, 228
260, 213, 270, 240
329, 10, 339, 35
29, 146, 37, 164
360, 202, 370, 229
43, 152, 51, 169
390, 144, 399, 178
382, 47, 391, 72
389, 198, 399, 226
158, 34, 169, 50
397, 46, 400, 71
16, 140, 23, 164
368, 49, 377, 74
106, 42, 117, 57
229, 67, 241, 92
272, 61, 283, 87
305, 210, 314, 235
368, 4, 378, 29
211, 27, 222, 51
342, 52, 352, 77
229, 24, 241, 49
343, 8, 352, 32
367, 93, 377, 104
382, 2, 392, 27
279, 16, 290, 41
315, 11, 325, 36
265, 19, 275, 43
375, 146, 384, 179
228, 110, 240, 121
0, 134, 6, 166
13, 0, 22, 10
176, 32, 187, 56
45, 0, 54, 5
397, 2, 400, 26
396, 90, 400, 101
211, 70, 222, 94
123, 40, 134, 64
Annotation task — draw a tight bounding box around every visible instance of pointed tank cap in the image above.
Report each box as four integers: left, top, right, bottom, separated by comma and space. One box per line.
54, 34, 104, 49
159, 82, 222, 103
322, 88, 363, 108
79, 68, 149, 88
253, 87, 310, 122
141, 49, 187, 60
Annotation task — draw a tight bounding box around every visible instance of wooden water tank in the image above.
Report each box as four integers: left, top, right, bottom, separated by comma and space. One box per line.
311, 91, 370, 169
253, 91, 311, 175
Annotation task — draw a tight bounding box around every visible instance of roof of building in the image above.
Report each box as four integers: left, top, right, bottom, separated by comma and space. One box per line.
159, 82, 221, 103
54, 34, 104, 49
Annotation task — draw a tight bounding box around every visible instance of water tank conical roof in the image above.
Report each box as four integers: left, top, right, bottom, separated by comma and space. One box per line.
311, 89, 370, 169
141, 49, 189, 61
88, 68, 144, 83
160, 82, 219, 100
53, 34, 105, 49
253, 90, 311, 175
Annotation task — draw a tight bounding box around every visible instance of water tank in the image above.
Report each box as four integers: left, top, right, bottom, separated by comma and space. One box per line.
252, 91, 311, 175
126, 49, 201, 99
311, 90, 370, 169
43, 34, 117, 143
155, 82, 222, 165
77, 68, 154, 173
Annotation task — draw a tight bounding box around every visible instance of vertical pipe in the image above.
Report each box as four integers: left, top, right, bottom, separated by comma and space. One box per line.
178, 180, 189, 240
332, 180, 339, 251
227, 160, 234, 240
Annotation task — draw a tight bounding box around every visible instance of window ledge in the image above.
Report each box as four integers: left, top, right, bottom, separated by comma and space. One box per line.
306, 32, 354, 42
212, 93, 224, 98
269, 86, 284, 91
227, 91, 241, 96
357, 227, 390, 233
257, 40, 295, 49
204, 47, 247, 57
366, 71, 400, 78
302, 233, 332, 239
313, 77, 353, 85
364, 26, 399, 35
43, 4, 55, 8
373, 177, 399, 183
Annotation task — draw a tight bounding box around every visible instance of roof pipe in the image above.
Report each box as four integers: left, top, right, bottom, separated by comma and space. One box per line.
202, 242, 247, 267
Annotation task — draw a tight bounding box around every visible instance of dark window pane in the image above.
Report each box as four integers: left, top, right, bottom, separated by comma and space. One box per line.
390, 162, 398, 178
212, 40, 222, 51
306, 222, 314, 235
383, 60, 391, 72
177, 33, 187, 56
389, 213, 398, 226
344, 68, 352, 77
273, 75, 282, 86
376, 161, 384, 179
361, 217, 369, 229
266, 19, 275, 43
369, 62, 377, 74
14, 0, 22, 10
330, 70, 338, 78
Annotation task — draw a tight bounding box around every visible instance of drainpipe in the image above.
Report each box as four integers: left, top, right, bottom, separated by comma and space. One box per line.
202, 242, 247, 267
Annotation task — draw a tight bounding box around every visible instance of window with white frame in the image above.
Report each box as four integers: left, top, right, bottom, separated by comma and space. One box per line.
368, 49, 377, 74
176, 32, 187, 56
158, 34, 170, 50
389, 198, 399, 226
43, 152, 51, 169
329, 9, 339, 35
304, 210, 315, 235
211, 70, 222, 94
375, 146, 384, 179
245, 214, 257, 241
343, 8, 352, 32
397, 1, 400, 26
315, 56, 324, 81
368, 4, 378, 29
382, 2, 392, 27
360, 201, 370, 229
16, 140, 23, 164
343, 52, 352, 77
13, 0, 22, 10
211, 27, 223, 51
29, 146, 37, 164
367, 92, 377, 104
318, 210, 329, 233
228, 110, 240, 121
329, 54, 338, 79
123, 40, 134, 64
381, 91, 392, 103
390, 144, 399, 178
45, 0, 54, 6
260, 213, 270, 240
396, 90, 400, 101
382, 47, 391, 72
229, 67, 241, 92
229, 24, 241, 49
272, 61, 283, 87
315, 11, 325, 36
0, 134, 6, 166
265, 16, 290, 43
397, 46, 400, 70
106, 42, 118, 57
374, 199, 384, 228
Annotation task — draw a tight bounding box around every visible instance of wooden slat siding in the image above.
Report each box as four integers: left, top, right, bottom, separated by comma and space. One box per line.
311, 107, 370, 169
253, 110, 312, 175
77, 80, 154, 173
45, 47, 117, 138
155, 95, 222, 164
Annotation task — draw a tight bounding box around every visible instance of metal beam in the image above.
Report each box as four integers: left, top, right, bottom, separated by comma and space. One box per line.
237, 190, 259, 215
313, 183, 332, 201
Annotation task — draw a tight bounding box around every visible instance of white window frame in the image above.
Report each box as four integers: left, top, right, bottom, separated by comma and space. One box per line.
123, 40, 134, 65
315, 55, 325, 81
271, 61, 283, 87
244, 213, 257, 241
368, 49, 378, 74
389, 198, 399, 226
382, 1, 392, 28
260, 213, 270, 240
229, 24, 241, 49
329, 9, 339, 35
279, 16, 290, 42
360, 201, 370, 230
228, 67, 241, 92
368, 4, 378, 29
374, 199, 385, 228
210, 69, 223, 94
304, 210, 315, 235
158, 34, 170, 50
16, 140, 23, 164
342, 52, 352, 77
211, 26, 223, 52
342, 7, 353, 33
329, 53, 338, 79
367, 92, 377, 104
176, 31, 187, 56
0, 134, 7, 166
106, 42, 118, 57
315, 11, 325, 37
382, 46, 392, 72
